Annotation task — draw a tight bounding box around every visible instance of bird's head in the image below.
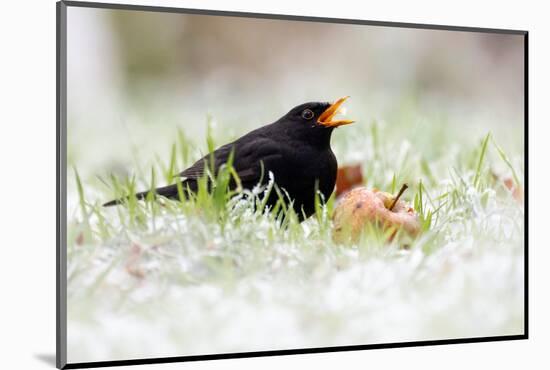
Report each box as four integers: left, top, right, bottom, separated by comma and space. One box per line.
277, 96, 355, 146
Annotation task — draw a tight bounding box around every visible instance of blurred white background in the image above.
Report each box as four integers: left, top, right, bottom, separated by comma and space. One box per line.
67, 6, 524, 181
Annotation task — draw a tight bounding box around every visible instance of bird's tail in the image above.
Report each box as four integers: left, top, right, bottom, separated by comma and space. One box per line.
102, 183, 187, 207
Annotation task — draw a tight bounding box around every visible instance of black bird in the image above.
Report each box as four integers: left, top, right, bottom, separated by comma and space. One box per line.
104, 97, 355, 220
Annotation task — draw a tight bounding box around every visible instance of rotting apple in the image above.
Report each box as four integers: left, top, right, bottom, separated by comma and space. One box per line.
332, 184, 421, 244
335, 164, 364, 197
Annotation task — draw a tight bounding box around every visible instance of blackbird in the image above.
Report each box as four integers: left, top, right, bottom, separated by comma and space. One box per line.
104, 96, 354, 220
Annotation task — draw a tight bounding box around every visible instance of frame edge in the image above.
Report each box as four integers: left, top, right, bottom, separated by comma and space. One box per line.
63, 0, 527, 35
57, 1, 68, 369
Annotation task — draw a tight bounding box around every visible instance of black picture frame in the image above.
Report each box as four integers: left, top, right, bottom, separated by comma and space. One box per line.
56, 1, 529, 368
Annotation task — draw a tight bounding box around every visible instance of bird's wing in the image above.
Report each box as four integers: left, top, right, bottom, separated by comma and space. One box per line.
177, 138, 283, 186
177, 143, 232, 180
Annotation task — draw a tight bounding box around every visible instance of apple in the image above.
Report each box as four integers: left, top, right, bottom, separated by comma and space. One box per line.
335, 164, 364, 197
332, 184, 421, 244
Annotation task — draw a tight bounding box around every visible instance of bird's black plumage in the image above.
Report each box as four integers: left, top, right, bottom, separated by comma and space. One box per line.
104, 98, 354, 221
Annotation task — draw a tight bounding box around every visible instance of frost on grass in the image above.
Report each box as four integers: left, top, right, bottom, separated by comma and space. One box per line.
67, 121, 524, 363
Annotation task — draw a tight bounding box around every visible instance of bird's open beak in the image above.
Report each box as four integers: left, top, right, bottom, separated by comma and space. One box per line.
317, 96, 355, 128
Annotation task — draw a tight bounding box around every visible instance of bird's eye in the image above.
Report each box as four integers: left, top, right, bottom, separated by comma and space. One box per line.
301, 109, 314, 120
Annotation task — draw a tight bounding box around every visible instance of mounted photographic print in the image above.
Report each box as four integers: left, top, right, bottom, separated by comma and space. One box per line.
57, 1, 528, 368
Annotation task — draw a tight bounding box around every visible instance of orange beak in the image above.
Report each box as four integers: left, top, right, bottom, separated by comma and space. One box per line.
317, 96, 355, 128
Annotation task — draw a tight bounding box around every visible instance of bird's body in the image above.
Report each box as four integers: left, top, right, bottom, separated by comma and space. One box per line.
104, 97, 354, 221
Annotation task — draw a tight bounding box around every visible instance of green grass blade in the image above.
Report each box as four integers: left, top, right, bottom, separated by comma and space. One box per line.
491, 136, 521, 186
474, 133, 491, 189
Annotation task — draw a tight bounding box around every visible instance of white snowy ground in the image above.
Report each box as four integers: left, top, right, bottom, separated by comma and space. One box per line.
66, 112, 524, 363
